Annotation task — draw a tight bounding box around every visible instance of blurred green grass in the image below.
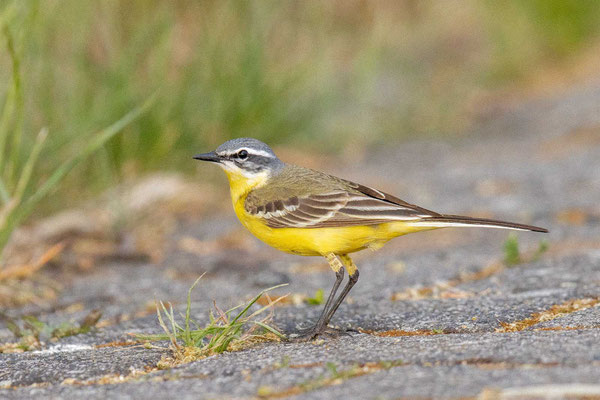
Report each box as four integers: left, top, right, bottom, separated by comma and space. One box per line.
2, 0, 600, 218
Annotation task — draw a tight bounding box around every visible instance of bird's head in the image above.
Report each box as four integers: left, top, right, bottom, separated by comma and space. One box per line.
194, 138, 284, 185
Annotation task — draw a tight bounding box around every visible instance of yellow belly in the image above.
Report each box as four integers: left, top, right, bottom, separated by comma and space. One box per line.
234, 199, 433, 256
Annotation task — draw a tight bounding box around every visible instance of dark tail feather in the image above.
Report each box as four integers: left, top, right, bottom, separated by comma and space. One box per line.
411, 214, 548, 233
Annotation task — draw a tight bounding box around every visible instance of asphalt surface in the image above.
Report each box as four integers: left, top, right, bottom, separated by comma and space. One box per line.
1, 84, 600, 399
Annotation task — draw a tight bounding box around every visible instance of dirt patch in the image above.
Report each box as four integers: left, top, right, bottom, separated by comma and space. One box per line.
257, 361, 404, 399
496, 298, 599, 333
391, 262, 504, 300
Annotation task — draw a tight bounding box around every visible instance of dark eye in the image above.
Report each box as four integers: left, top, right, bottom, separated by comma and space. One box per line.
237, 150, 248, 160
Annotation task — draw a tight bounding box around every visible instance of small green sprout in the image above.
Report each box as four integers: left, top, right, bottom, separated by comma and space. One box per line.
503, 234, 521, 265
532, 240, 549, 261
326, 362, 338, 375
504, 234, 549, 266
306, 289, 324, 305
0, 309, 101, 352
274, 355, 291, 369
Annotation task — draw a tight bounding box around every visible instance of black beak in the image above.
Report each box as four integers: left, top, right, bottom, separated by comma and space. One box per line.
193, 151, 221, 163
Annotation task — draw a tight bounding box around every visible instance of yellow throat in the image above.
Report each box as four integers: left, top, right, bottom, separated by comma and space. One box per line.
223, 169, 269, 211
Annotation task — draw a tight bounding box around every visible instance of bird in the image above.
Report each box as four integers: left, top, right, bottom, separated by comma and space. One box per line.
194, 137, 547, 340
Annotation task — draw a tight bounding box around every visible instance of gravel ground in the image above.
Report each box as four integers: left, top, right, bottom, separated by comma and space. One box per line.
1, 84, 600, 399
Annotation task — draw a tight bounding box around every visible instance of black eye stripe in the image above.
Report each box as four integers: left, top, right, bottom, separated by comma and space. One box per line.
231, 153, 273, 172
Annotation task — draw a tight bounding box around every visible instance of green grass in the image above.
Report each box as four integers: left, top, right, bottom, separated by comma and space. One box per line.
0, 1, 157, 261
134, 275, 287, 361
0, 309, 102, 352
305, 288, 324, 306
1, 0, 599, 255
503, 234, 522, 265
503, 234, 549, 266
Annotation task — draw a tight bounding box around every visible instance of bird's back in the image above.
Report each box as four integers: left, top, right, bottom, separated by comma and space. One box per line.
244, 164, 357, 207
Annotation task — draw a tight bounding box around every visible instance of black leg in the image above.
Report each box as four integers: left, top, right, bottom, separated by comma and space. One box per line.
289, 254, 360, 341
288, 269, 344, 341
322, 269, 359, 327
312, 268, 344, 333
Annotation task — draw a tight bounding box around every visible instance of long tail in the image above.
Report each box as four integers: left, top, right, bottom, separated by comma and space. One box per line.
408, 214, 548, 233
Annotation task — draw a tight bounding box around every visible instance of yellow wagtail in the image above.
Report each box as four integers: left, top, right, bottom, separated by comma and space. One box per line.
194, 138, 547, 340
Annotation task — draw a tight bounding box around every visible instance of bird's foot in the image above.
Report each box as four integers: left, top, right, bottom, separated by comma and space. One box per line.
287, 325, 356, 342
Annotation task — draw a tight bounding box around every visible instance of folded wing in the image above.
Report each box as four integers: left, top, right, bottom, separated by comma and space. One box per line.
245, 181, 439, 229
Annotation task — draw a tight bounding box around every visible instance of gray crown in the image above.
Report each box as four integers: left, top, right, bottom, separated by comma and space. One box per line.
216, 137, 277, 158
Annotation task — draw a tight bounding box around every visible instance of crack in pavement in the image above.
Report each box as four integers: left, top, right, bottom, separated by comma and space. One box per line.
495, 298, 599, 333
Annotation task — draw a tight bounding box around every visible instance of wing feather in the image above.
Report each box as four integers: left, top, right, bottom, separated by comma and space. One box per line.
245, 181, 439, 229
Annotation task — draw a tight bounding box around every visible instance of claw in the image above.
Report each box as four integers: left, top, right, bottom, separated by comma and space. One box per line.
287, 325, 354, 342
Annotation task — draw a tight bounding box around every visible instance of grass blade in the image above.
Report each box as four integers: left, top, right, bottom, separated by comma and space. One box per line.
247, 292, 289, 320
3, 23, 24, 186
167, 302, 178, 338
0, 178, 9, 205
0, 15, 19, 172
251, 321, 285, 338
185, 273, 206, 345
0, 92, 158, 258
15, 92, 158, 224
156, 301, 176, 348
229, 283, 288, 325
12, 127, 47, 204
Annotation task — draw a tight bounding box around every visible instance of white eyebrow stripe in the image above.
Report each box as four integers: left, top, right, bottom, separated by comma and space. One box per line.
247, 149, 275, 158
218, 148, 276, 158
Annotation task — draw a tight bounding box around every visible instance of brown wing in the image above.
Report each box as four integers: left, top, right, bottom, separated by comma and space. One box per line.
245, 181, 440, 229
340, 179, 440, 218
